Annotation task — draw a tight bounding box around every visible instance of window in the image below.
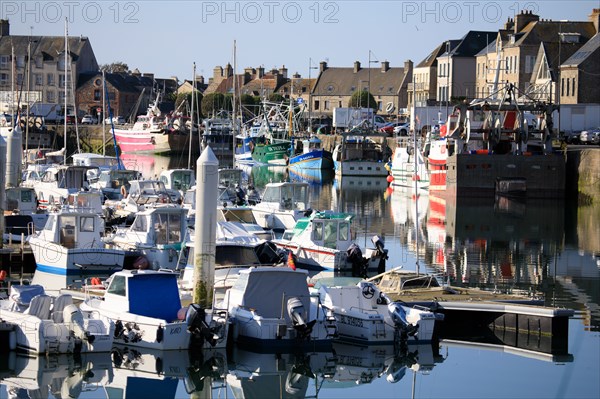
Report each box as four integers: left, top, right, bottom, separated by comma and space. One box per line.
35, 57, 42, 68
132, 215, 148, 232
59, 74, 65, 88
0, 72, 8, 85
16, 55, 25, 68
324, 100, 329, 110
572, 78, 576, 98
566, 78, 570, 96
0, 55, 9, 69
314, 100, 319, 110
47, 73, 55, 86
80, 216, 94, 232
107, 275, 126, 296
58, 91, 66, 103
339, 222, 349, 241
94, 89, 101, 101
46, 90, 55, 102
35, 73, 43, 86
561, 78, 564, 96
312, 222, 323, 241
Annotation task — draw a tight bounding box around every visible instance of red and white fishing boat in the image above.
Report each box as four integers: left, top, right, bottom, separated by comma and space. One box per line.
113, 94, 168, 153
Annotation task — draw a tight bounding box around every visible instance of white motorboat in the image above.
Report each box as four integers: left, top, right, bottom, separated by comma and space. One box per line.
250, 181, 310, 231
225, 267, 337, 351
3, 187, 48, 242
273, 211, 388, 273
0, 285, 114, 354
80, 270, 202, 350
386, 136, 430, 190
28, 210, 125, 285
332, 132, 390, 177
317, 280, 443, 345
105, 206, 187, 270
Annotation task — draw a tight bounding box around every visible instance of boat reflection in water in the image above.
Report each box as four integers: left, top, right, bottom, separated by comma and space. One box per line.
288, 168, 335, 186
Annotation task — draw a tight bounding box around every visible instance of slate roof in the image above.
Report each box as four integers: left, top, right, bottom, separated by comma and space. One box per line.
313, 64, 406, 97
511, 20, 596, 48
416, 43, 447, 68
440, 31, 497, 58
562, 32, 600, 67
0, 34, 95, 66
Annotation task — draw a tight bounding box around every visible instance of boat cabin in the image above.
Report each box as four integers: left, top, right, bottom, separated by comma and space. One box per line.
159, 169, 195, 192
104, 270, 182, 322
127, 180, 172, 205
5, 187, 38, 214
38, 211, 105, 249
127, 206, 186, 249
260, 182, 309, 211
301, 136, 323, 154
93, 169, 142, 200
286, 211, 354, 250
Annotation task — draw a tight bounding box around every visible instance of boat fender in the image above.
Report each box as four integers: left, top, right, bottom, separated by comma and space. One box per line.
121, 185, 127, 198
156, 324, 164, 343
90, 277, 102, 287
0, 269, 6, 281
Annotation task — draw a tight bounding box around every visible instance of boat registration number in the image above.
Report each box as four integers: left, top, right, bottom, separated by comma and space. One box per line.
338, 314, 364, 328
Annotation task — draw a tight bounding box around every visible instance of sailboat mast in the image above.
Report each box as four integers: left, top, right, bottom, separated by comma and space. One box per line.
63, 18, 68, 164
188, 62, 196, 169
412, 67, 420, 276
102, 69, 106, 155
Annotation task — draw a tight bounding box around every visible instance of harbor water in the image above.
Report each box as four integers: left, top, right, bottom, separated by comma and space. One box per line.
1, 157, 598, 399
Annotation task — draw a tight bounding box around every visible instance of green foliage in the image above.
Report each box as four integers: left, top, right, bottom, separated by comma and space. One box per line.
175, 91, 203, 117
348, 90, 377, 111
268, 93, 285, 103
201, 93, 227, 117
99, 62, 129, 73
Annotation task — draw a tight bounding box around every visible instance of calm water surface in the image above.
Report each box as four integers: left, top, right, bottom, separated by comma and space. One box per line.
2, 160, 598, 399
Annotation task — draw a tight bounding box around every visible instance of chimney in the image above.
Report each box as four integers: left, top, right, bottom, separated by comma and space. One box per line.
353, 61, 361, 73
196, 75, 205, 85
514, 9, 539, 33
244, 67, 255, 76
380, 61, 390, 72
0, 19, 9, 37
224, 63, 233, 77
256, 66, 265, 78
292, 72, 301, 79
590, 8, 600, 34
213, 65, 223, 79
404, 60, 413, 77
279, 65, 288, 79
504, 17, 514, 31
319, 61, 328, 72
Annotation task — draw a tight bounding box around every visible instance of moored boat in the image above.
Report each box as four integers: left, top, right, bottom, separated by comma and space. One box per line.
0, 285, 114, 354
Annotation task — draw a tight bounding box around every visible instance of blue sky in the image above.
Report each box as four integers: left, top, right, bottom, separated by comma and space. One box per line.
2, 1, 598, 81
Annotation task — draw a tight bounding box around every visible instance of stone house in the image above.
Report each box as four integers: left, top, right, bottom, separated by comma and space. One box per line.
311, 60, 411, 117
560, 32, 600, 104
0, 19, 98, 114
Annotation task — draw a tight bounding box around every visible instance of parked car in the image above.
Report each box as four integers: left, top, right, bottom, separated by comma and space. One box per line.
562, 131, 580, 144
56, 114, 76, 124
81, 115, 98, 124
393, 123, 410, 136
379, 121, 407, 135
580, 128, 600, 145
104, 115, 126, 125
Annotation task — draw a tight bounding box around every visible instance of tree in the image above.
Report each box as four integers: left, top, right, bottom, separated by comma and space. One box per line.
175, 90, 203, 117
268, 93, 285, 103
201, 93, 227, 117
100, 62, 130, 73
348, 90, 377, 111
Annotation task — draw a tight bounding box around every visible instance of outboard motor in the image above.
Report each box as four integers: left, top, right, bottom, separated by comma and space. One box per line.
287, 297, 315, 339
347, 243, 367, 278
388, 302, 418, 337
63, 304, 95, 346
371, 235, 388, 274
234, 184, 246, 205
186, 304, 217, 347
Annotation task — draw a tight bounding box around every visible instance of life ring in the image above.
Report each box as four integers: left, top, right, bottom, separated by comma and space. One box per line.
35, 117, 43, 128
121, 185, 127, 198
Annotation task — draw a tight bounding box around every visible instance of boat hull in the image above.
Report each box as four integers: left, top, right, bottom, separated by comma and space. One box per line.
81, 299, 191, 351
28, 238, 125, 278
334, 160, 389, 177
289, 150, 334, 170
114, 129, 169, 153
251, 142, 291, 165
0, 309, 114, 354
